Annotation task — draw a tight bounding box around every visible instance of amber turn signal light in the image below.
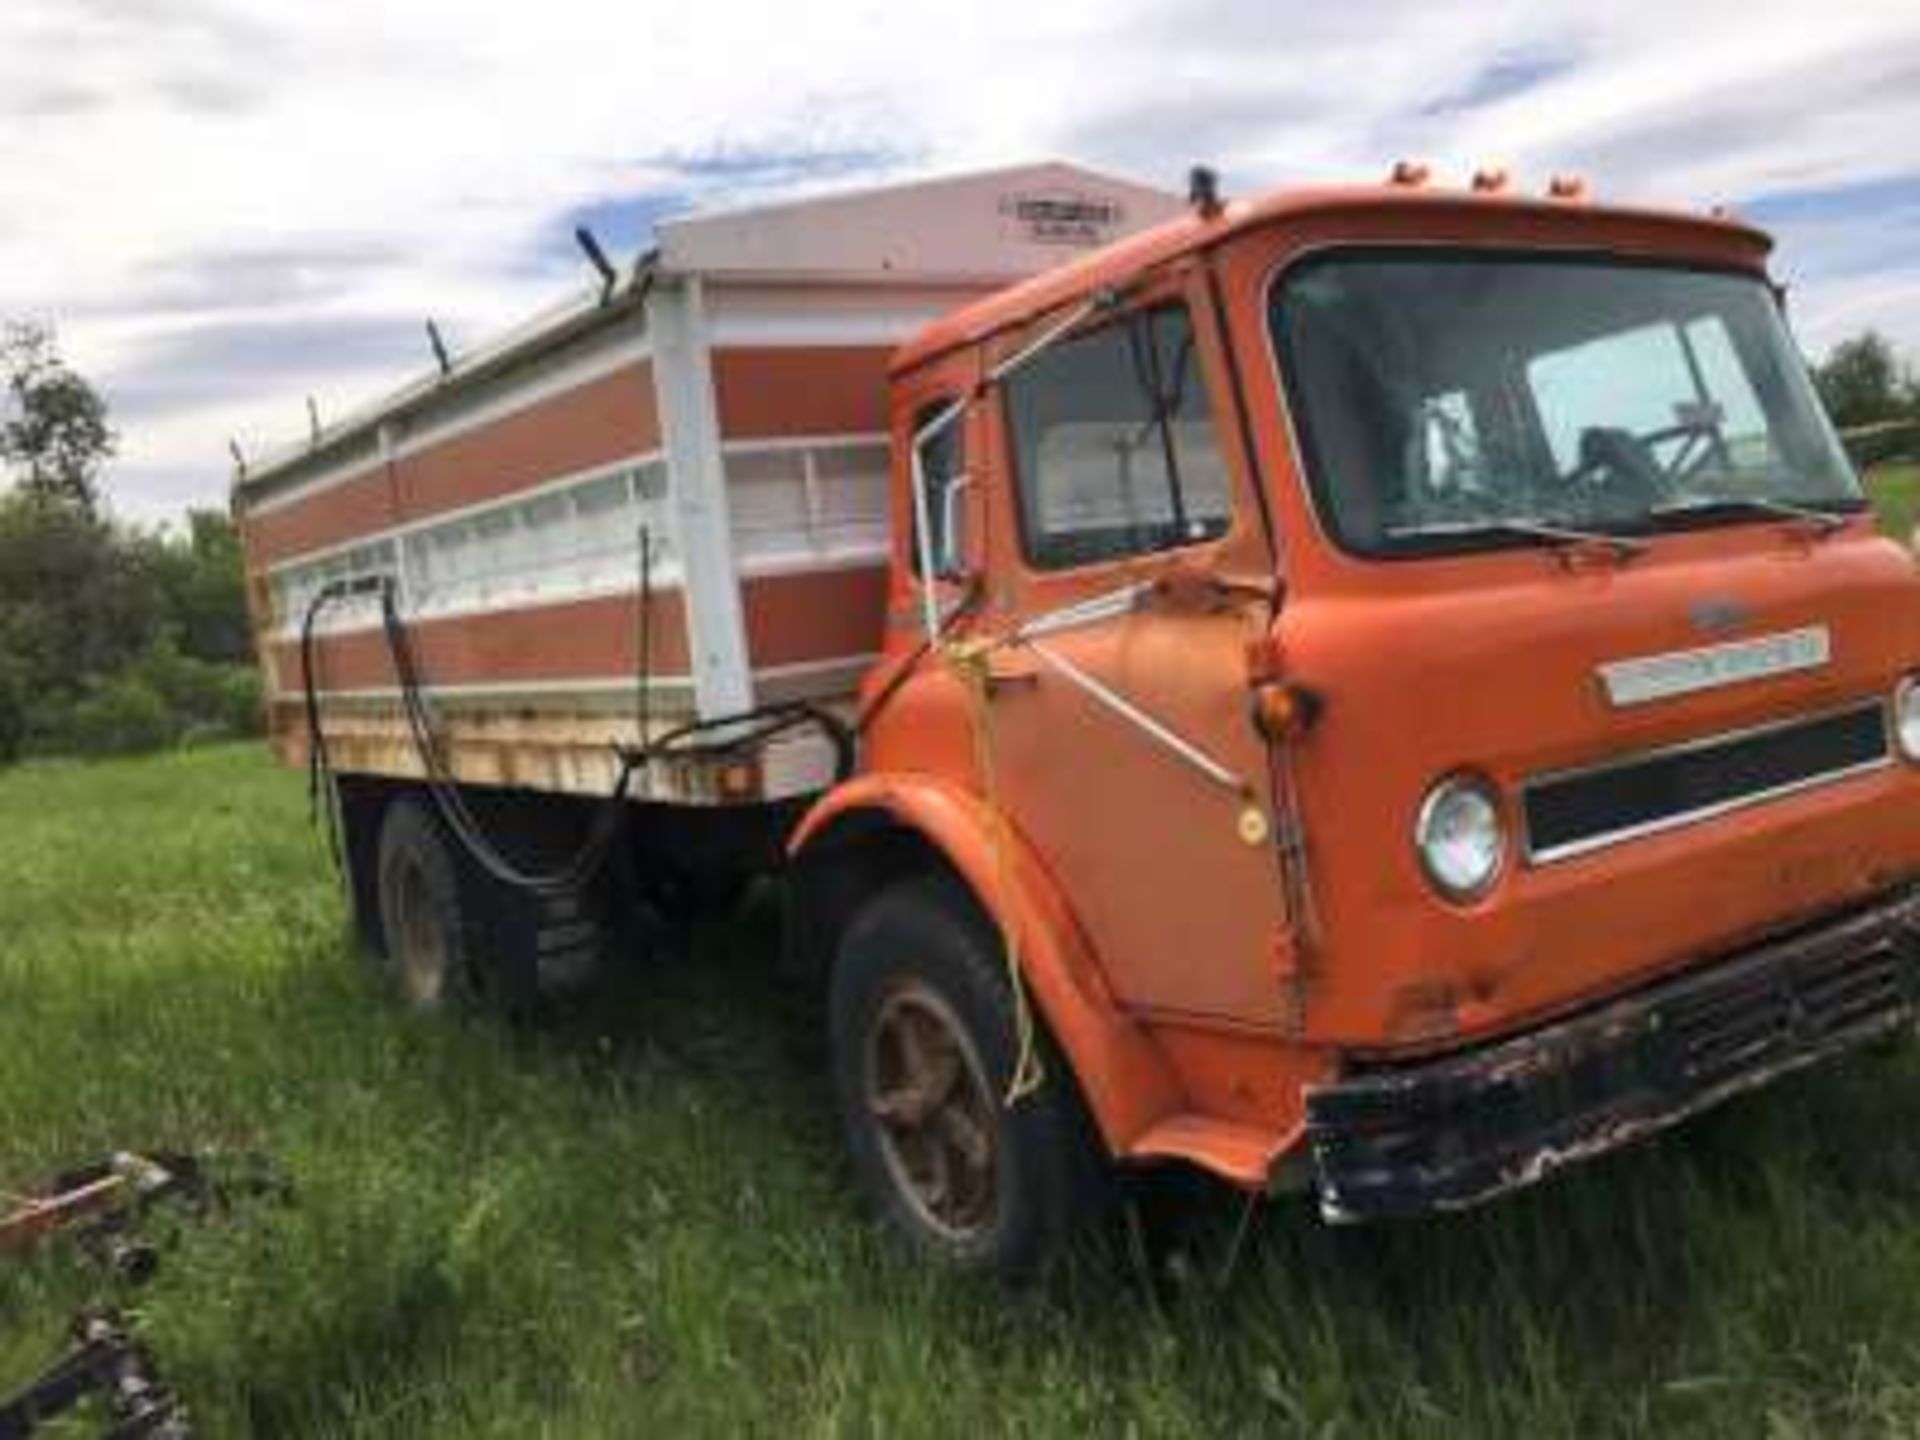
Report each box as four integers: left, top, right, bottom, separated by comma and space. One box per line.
1251, 682, 1318, 741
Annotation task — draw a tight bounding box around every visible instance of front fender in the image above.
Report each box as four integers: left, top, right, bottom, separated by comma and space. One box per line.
790, 773, 1185, 1153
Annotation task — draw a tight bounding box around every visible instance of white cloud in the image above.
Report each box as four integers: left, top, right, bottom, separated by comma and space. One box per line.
2, 0, 1916, 520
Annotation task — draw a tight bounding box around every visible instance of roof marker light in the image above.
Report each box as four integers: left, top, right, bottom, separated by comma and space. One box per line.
1389, 160, 1431, 187
1547, 174, 1589, 201
574, 225, 618, 304
1188, 165, 1225, 219
425, 319, 453, 379
1471, 167, 1510, 193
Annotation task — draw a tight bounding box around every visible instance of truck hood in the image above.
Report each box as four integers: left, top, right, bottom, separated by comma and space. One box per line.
1277, 524, 1920, 1050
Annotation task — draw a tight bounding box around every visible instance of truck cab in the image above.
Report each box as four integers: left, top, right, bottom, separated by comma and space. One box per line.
792, 169, 1920, 1270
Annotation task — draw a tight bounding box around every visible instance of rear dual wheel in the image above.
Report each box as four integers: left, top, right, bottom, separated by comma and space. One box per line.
829, 876, 1110, 1281
367, 789, 629, 1013
375, 796, 476, 1009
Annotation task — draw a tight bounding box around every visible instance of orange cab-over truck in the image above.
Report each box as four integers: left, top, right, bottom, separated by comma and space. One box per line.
234, 160, 1920, 1277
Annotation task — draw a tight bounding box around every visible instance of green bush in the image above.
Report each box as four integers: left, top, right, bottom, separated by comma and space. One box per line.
0, 647, 26, 766
0, 643, 265, 764
133, 633, 225, 720
66, 674, 179, 757
218, 664, 265, 739
100, 636, 265, 752
0, 491, 258, 767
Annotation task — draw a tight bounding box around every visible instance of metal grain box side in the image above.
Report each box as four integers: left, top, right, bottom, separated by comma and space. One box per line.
231, 163, 1185, 805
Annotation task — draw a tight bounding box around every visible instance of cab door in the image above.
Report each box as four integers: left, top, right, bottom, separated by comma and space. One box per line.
972, 284, 1295, 1027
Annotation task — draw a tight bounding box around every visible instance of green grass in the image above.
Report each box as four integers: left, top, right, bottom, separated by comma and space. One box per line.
1868, 465, 1920, 542
10, 747, 1920, 1435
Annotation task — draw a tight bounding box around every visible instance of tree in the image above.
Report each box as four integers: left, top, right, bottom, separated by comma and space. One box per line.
145, 509, 254, 665
0, 322, 261, 764
0, 491, 162, 712
0, 322, 116, 516
0, 491, 265, 763
1813, 331, 1907, 431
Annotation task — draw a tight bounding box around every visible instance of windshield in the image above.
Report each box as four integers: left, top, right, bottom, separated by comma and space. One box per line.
1269, 253, 1863, 557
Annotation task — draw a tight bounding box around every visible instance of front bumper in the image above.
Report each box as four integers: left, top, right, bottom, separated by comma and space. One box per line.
1306, 887, 1920, 1222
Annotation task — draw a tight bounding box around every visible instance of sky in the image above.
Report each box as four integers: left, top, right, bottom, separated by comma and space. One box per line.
2, 0, 1917, 523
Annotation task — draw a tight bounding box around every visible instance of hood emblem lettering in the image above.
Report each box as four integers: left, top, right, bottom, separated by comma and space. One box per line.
1599, 625, 1831, 707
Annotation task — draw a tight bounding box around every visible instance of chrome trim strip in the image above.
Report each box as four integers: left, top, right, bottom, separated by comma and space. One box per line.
1526, 758, 1892, 864
1527, 699, 1887, 790
1522, 700, 1893, 865
1025, 639, 1249, 794
1599, 625, 1832, 707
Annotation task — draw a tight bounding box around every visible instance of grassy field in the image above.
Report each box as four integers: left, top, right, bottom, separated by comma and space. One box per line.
1868, 464, 1919, 542
7, 752, 1920, 1438
5, 470, 1920, 1437
2, 472, 1918, 1436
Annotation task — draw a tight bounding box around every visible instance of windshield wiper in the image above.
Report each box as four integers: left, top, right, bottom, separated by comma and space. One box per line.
1384, 517, 1647, 560
1649, 495, 1852, 536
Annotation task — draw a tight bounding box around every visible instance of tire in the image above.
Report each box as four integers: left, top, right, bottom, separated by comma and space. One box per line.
375, 795, 477, 1010
828, 874, 1109, 1281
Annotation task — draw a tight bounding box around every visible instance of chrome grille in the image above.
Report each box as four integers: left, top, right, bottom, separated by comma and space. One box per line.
1663, 934, 1910, 1087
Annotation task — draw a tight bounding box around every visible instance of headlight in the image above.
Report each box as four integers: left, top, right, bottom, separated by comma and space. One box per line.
1895, 677, 1920, 762
1415, 774, 1507, 901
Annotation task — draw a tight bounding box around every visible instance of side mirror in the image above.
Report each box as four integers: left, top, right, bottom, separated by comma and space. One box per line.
935, 473, 975, 581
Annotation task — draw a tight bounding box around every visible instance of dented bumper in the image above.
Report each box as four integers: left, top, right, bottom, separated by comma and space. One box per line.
1306, 887, 1920, 1222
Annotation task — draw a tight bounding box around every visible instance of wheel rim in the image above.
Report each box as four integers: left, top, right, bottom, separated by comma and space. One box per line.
389, 855, 448, 1005
864, 981, 999, 1241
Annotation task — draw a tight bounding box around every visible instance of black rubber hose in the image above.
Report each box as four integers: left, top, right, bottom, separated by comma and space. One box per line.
299, 578, 372, 876
372, 582, 854, 895
377, 584, 634, 895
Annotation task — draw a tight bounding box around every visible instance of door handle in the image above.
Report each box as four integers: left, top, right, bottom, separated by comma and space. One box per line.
983, 650, 1040, 688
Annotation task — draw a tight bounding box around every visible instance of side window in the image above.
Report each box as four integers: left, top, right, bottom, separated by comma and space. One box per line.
1005, 305, 1232, 570
910, 399, 966, 577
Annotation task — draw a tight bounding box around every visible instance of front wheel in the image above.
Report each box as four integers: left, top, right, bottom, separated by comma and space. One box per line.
827, 875, 1108, 1281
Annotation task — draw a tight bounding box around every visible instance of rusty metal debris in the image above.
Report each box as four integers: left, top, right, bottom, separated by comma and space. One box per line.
0, 1151, 287, 1440
0, 1310, 190, 1440
3, 1152, 195, 1281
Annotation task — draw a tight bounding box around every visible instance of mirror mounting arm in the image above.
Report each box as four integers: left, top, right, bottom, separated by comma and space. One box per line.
935, 473, 976, 582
